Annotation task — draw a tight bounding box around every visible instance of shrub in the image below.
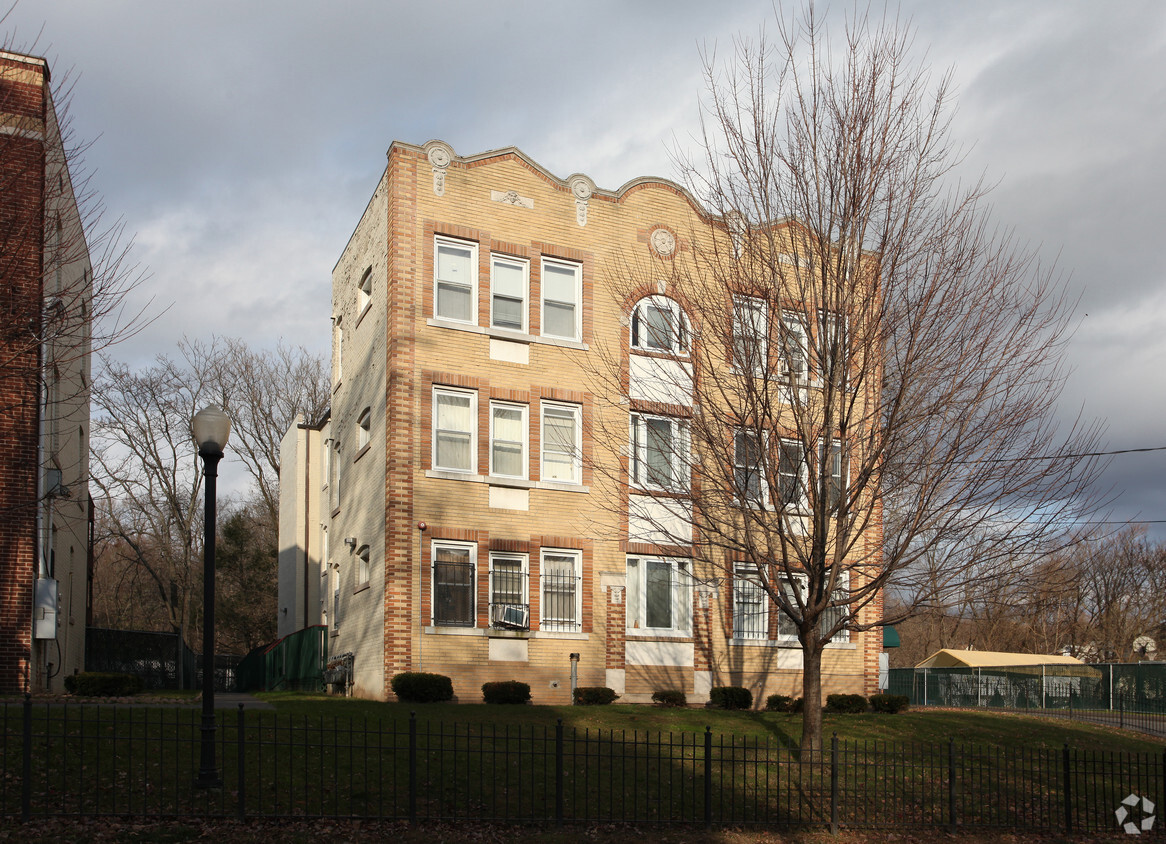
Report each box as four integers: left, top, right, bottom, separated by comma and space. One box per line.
765, 694, 794, 712
574, 686, 619, 705
390, 671, 453, 703
869, 693, 910, 714
709, 686, 753, 710
482, 680, 531, 704
825, 693, 868, 714
64, 672, 143, 697
652, 689, 687, 707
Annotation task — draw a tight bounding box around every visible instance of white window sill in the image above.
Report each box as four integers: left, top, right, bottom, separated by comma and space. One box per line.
425, 469, 589, 493
627, 629, 692, 640
727, 638, 855, 649
424, 626, 588, 640
428, 318, 589, 351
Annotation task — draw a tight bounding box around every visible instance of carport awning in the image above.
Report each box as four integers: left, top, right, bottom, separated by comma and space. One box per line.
882, 625, 900, 648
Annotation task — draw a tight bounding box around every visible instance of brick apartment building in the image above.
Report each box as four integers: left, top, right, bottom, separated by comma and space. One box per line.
0, 50, 93, 693
277, 140, 882, 704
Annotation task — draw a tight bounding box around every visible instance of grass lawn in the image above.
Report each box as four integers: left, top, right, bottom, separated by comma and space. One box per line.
251, 692, 1161, 755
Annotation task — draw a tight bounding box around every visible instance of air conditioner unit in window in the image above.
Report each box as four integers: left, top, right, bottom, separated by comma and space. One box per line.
491, 603, 529, 630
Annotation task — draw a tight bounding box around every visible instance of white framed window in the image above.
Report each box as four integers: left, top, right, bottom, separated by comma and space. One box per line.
357, 544, 370, 587
332, 317, 343, 384
489, 553, 529, 629
541, 258, 581, 340
432, 540, 476, 627
332, 565, 341, 631
358, 267, 373, 312
821, 572, 851, 643
630, 414, 687, 491
435, 237, 477, 323
780, 312, 809, 381
491, 254, 529, 332
329, 439, 341, 512
433, 387, 476, 473
541, 402, 581, 484
778, 438, 807, 510
734, 429, 766, 507
820, 439, 844, 509
489, 401, 527, 479
776, 575, 803, 640
732, 295, 767, 376
540, 549, 581, 632
357, 407, 371, 450
631, 295, 686, 354
816, 309, 846, 380
626, 556, 691, 635
733, 564, 768, 640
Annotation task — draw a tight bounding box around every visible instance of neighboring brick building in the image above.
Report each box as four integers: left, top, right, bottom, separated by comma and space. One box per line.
278, 140, 882, 704
0, 50, 93, 693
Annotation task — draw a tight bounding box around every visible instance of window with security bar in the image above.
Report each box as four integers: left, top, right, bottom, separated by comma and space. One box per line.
433, 542, 475, 627
733, 564, 768, 640
540, 550, 581, 632
489, 553, 529, 630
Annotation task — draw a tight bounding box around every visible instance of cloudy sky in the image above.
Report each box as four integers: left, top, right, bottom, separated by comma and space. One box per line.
5, 1, 1165, 536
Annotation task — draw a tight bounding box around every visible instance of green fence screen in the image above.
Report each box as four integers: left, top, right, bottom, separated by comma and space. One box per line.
236, 625, 327, 692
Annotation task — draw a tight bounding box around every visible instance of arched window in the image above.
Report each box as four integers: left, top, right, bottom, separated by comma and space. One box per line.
631, 295, 687, 354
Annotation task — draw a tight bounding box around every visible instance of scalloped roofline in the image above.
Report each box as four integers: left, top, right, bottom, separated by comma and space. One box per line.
387, 138, 802, 231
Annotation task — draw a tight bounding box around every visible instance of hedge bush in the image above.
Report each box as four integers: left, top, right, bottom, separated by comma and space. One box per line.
825, 693, 868, 714
709, 686, 753, 710
869, 693, 910, 714
574, 686, 619, 705
390, 671, 453, 703
765, 694, 794, 712
64, 672, 143, 697
482, 680, 531, 704
652, 689, 687, 707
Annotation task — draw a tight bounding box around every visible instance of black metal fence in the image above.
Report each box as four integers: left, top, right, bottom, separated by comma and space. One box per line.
85, 628, 241, 692
4, 697, 1164, 832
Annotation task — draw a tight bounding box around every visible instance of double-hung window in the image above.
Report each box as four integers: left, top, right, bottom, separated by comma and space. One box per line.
820, 573, 850, 643
820, 439, 844, 510
491, 254, 528, 331
778, 439, 807, 509
433, 388, 476, 473
631, 296, 686, 353
358, 267, 372, 312
541, 402, 581, 484
733, 564, 768, 640
780, 313, 809, 381
432, 541, 475, 627
435, 238, 477, 323
489, 553, 528, 629
328, 439, 341, 512
357, 544, 370, 587
489, 401, 527, 479
626, 556, 691, 635
357, 407, 371, 450
630, 414, 687, 491
817, 310, 845, 381
776, 576, 803, 640
732, 295, 767, 376
541, 258, 581, 340
734, 429, 765, 507
540, 549, 581, 632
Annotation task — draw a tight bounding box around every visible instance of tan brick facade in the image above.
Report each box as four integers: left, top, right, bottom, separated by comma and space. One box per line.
278, 140, 882, 706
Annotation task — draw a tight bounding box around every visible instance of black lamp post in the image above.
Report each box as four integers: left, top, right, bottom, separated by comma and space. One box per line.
192, 404, 230, 789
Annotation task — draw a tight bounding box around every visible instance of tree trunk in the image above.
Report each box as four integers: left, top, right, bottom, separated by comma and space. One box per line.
800, 637, 825, 754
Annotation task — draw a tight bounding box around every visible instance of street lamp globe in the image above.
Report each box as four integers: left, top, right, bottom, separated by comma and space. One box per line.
192, 404, 231, 456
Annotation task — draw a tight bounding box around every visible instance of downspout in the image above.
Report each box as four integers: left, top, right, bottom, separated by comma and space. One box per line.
302, 424, 311, 630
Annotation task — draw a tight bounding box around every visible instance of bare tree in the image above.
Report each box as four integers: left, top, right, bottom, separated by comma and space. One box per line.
588, 7, 1105, 751
90, 337, 328, 653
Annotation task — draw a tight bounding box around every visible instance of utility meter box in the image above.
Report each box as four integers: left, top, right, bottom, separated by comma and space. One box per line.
34, 578, 58, 639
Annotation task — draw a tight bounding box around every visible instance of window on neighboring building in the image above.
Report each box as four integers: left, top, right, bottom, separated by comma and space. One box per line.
357, 544, 370, 587
433, 388, 476, 472
734, 429, 765, 507
732, 295, 767, 375
540, 549, 581, 632
780, 312, 809, 381
332, 565, 341, 632
432, 541, 475, 627
489, 553, 528, 629
733, 564, 768, 640
541, 402, 581, 484
435, 237, 477, 323
489, 401, 527, 479
357, 407, 371, 450
630, 414, 687, 491
491, 254, 528, 332
631, 295, 686, 353
332, 317, 343, 384
328, 439, 341, 512
626, 556, 691, 635
778, 439, 806, 509
541, 258, 581, 340
358, 267, 373, 312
